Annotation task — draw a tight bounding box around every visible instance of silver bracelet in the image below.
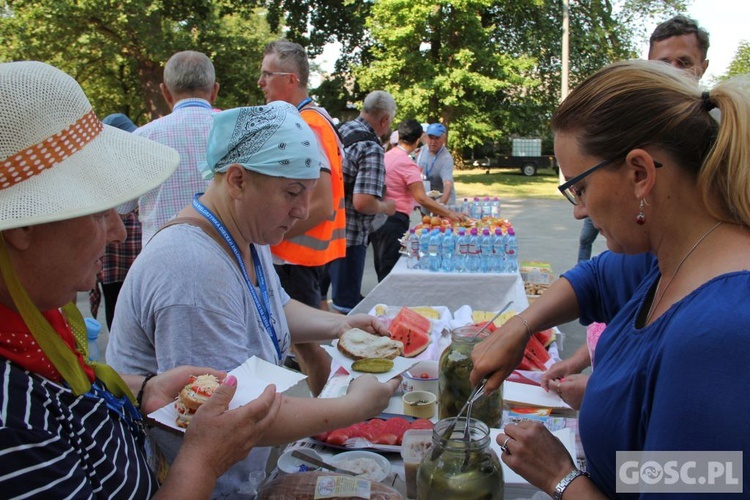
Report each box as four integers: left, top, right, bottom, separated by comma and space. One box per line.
553, 468, 590, 500
515, 314, 532, 338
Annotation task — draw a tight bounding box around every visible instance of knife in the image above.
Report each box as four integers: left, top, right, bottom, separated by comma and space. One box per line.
291, 450, 357, 476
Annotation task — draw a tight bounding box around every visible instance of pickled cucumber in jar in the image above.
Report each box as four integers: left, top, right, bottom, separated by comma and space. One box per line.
438, 326, 502, 428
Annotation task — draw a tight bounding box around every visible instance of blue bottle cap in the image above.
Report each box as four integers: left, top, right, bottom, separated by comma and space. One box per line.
84, 317, 101, 340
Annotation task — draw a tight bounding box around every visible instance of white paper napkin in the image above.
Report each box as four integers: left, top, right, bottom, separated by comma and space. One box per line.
322, 341, 420, 383
502, 380, 572, 410
148, 355, 307, 432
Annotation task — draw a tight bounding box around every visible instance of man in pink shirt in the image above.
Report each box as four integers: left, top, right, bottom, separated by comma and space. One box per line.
370, 119, 463, 281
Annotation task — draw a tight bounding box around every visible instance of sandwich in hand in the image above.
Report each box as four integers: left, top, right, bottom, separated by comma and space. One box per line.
337, 328, 404, 360
174, 374, 220, 428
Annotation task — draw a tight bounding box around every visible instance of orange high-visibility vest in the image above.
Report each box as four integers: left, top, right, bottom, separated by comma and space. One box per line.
271, 107, 346, 266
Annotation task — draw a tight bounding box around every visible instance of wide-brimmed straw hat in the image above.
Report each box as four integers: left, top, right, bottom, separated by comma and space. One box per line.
0, 61, 178, 231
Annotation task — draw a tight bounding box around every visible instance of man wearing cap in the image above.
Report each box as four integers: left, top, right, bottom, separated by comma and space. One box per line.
120, 50, 217, 245
417, 123, 456, 208
324, 91, 397, 314
258, 39, 346, 395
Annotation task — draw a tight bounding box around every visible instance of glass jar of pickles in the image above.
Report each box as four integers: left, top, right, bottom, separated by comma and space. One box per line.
438, 325, 503, 428
417, 417, 503, 499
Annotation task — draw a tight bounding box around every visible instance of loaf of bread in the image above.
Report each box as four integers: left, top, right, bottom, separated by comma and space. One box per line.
337, 328, 403, 360
257, 471, 403, 499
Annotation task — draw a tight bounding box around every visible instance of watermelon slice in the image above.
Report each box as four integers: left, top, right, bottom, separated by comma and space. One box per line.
533, 328, 555, 347
516, 334, 550, 371
389, 307, 432, 357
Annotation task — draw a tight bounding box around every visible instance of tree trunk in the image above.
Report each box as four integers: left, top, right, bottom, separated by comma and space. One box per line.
136, 59, 170, 120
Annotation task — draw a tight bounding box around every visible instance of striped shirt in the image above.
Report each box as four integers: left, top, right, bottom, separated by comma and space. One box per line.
339, 117, 387, 246
0, 360, 157, 499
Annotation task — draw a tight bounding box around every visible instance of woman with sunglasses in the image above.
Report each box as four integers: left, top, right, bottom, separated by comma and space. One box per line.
471, 60, 750, 498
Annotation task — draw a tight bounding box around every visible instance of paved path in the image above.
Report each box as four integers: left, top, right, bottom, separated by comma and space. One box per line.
79, 198, 608, 361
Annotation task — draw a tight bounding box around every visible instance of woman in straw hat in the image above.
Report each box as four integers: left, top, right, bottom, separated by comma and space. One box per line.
106, 100, 400, 497
471, 60, 750, 498
0, 61, 282, 498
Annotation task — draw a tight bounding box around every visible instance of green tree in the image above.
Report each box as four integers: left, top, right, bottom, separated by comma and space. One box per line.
0, 0, 276, 123
727, 40, 750, 78
348, 0, 686, 157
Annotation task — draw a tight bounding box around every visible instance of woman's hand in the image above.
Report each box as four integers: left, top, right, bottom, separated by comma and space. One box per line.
497, 421, 578, 495
344, 374, 401, 420
446, 210, 465, 222
546, 373, 589, 410
540, 358, 578, 391
336, 313, 391, 337
157, 379, 281, 498
139, 365, 227, 415
470, 316, 528, 392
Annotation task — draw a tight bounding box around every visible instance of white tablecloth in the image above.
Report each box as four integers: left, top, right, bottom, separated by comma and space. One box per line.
351, 257, 529, 315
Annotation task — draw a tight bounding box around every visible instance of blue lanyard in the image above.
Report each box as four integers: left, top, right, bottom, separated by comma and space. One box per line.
297, 97, 312, 111
173, 99, 213, 111
192, 194, 282, 361
424, 146, 443, 178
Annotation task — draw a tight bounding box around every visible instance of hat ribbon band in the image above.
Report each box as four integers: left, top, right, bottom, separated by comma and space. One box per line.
0, 110, 102, 190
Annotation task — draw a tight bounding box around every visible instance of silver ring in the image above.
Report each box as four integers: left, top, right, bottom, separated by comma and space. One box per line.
500, 437, 512, 453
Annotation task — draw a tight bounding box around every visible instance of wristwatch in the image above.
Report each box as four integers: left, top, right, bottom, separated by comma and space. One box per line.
553, 468, 590, 500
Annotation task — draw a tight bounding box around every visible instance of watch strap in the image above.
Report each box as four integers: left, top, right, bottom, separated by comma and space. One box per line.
553, 468, 590, 500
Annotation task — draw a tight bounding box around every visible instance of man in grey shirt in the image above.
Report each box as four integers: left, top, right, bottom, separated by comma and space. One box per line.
416, 122, 456, 207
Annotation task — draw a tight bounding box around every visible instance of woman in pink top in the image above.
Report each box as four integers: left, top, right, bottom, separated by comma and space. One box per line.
370, 119, 463, 281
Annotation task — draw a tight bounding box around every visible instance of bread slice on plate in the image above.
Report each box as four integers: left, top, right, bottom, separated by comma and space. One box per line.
337, 328, 404, 360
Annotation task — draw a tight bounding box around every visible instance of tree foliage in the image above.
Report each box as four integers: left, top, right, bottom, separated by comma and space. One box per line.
0, 0, 687, 149
726, 40, 750, 78
0, 0, 276, 123
354, 0, 686, 156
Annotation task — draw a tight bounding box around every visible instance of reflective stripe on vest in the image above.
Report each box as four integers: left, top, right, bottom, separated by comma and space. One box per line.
272, 108, 347, 266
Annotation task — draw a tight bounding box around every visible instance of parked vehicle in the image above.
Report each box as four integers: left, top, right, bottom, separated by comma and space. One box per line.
465, 138, 557, 176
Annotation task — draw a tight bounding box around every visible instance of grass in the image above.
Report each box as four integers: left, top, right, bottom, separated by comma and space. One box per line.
453, 168, 562, 200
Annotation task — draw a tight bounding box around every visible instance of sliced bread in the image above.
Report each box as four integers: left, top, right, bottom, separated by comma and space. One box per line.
337, 328, 404, 360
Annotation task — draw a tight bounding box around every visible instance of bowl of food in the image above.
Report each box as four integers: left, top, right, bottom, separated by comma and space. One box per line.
401, 360, 439, 397
328, 450, 391, 482
402, 390, 438, 419
277, 448, 324, 474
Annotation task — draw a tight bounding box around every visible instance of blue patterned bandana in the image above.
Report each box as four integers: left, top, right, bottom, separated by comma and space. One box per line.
200, 101, 322, 180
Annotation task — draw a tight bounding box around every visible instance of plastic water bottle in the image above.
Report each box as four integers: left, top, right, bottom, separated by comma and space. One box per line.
505, 227, 519, 273
479, 227, 492, 273
456, 227, 468, 272
492, 227, 505, 272
466, 227, 480, 272
461, 197, 470, 215
428, 228, 443, 272
418, 228, 431, 270
491, 197, 501, 218
469, 197, 482, 219
85, 317, 101, 362
441, 228, 456, 272
482, 197, 492, 218
406, 228, 419, 269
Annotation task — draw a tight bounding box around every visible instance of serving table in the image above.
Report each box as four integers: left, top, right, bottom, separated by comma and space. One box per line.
350, 257, 529, 315
269, 263, 577, 499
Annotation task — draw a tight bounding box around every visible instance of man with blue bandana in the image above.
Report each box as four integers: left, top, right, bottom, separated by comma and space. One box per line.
108, 101, 400, 498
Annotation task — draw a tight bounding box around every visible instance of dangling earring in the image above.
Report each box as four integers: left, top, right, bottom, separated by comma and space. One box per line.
636, 198, 646, 225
